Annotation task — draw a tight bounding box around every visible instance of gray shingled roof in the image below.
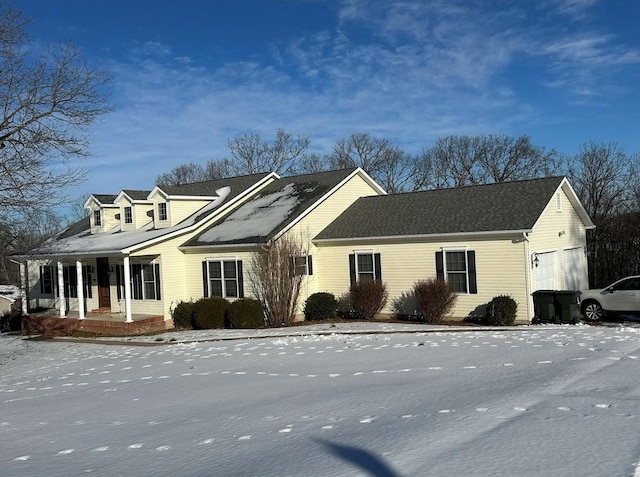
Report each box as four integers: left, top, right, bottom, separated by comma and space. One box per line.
122, 189, 151, 201
91, 194, 117, 204
183, 168, 359, 246
160, 173, 272, 199
314, 176, 567, 240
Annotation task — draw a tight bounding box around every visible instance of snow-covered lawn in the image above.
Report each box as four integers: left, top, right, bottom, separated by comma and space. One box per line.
1, 324, 639, 477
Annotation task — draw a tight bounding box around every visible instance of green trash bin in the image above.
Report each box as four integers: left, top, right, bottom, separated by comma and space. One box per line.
532, 290, 582, 324
532, 290, 557, 323
555, 290, 581, 324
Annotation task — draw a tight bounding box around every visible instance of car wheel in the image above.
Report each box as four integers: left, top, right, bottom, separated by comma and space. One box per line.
582, 300, 604, 321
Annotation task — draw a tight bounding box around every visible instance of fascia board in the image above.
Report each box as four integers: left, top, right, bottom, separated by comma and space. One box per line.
122, 173, 279, 254
313, 229, 532, 244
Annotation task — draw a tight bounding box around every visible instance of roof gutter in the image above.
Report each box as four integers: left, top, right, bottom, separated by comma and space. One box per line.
313, 229, 533, 244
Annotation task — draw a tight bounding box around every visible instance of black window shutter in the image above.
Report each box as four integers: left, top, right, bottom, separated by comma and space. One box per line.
116, 264, 122, 300
307, 255, 313, 276
436, 251, 444, 281
467, 251, 477, 294
349, 254, 356, 286
155, 263, 161, 300
374, 253, 382, 281
202, 261, 208, 297
237, 261, 244, 298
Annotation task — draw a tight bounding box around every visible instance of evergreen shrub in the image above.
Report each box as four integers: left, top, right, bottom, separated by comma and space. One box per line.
483, 295, 517, 326
193, 297, 229, 329
304, 292, 338, 321
227, 298, 265, 329
171, 301, 196, 329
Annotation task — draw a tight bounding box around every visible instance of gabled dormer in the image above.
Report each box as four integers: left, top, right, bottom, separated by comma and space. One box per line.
114, 190, 152, 231
147, 174, 276, 228
84, 194, 119, 234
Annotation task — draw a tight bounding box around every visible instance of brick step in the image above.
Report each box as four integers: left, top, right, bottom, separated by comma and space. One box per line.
91, 308, 112, 315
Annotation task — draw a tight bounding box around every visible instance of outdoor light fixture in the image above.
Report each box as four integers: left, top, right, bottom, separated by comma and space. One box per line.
531, 253, 540, 268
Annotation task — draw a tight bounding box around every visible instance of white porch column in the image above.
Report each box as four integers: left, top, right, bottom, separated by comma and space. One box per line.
76, 260, 85, 320
19, 262, 27, 316
123, 255, 133, 323
57, 261, 66, 318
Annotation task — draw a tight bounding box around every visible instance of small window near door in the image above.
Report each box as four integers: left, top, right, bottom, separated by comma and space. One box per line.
39, 265, 54, 295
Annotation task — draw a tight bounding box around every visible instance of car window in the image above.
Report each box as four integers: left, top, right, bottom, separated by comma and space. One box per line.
612, 278, 640, 291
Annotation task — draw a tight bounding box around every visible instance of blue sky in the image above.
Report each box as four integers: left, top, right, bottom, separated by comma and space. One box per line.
17, 0, 640, 201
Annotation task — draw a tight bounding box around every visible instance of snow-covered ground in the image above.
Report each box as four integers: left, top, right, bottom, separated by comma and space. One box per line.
1, 324, 639, 477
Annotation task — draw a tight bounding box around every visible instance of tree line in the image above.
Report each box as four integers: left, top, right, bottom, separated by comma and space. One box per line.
157, 130, 639, 288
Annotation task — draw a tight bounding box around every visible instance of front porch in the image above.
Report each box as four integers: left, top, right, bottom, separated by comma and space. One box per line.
22, 311, 170, 337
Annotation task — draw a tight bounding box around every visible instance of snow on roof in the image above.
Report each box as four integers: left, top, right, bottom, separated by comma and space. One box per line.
26, 187, 232, 256
195, 183, 302, 243
0, 284, 20, 302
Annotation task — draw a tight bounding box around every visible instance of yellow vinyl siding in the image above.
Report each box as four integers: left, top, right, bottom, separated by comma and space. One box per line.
529, 186, 588, 290
287, 172, 384, 301
134, 204, 153, 228
167, 199, 210, 226
316, 236, 528, 321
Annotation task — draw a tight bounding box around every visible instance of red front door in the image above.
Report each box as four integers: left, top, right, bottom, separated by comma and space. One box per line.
97, 258, 111, 309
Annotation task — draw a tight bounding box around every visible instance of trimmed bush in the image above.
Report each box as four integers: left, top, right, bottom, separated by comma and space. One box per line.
304, 292, 338, 321
227, 298, 265, 329
391, 291, 421, 321
350, 280, 388, 320
193, 297, 229, 329
413, 278, 457, 324
171, 301, 196, 329
336, 293, 357, 319
483, 295, 517, 326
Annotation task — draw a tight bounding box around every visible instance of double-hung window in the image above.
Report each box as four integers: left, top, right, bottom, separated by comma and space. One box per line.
124, 206, 133, 224
158, 203, 168, 221
349, 251, 382, 284
293, 255, 313, 276
126, 263, 161, 300
436, 249, 477, 294
39, 265, 54, 295
93, 210, 102, 226
203, 259, 244, 299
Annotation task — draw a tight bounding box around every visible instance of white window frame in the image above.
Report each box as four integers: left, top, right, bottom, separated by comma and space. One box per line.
124, 206, 133, 224
354, 250, 375, 282
158, 202, 168, 221
129, 262, 160, 301
93, 209, 102, 226
205, 258, 240, 299
40, 264, 55, 295
442, 247, 469, 294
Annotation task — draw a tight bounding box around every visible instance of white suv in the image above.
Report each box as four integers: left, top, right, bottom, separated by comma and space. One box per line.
580, 275, 640, 321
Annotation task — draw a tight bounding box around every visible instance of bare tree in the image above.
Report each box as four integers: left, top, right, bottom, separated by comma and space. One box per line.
227, 128, 310, 176
327, 132, 414, 192
156, 162, 208, 186
249, 233, 309, 327
567, 142, 637, 287
415, 135, 558, 189
0, 2, 111, 217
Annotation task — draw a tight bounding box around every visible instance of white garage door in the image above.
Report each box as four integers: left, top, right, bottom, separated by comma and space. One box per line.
535, 251, 557, 290
563, 247, 585, 291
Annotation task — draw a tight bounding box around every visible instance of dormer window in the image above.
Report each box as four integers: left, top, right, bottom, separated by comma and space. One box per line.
124, 206, 133, 224
93, 210, 102, 226
158, 203, 168, 221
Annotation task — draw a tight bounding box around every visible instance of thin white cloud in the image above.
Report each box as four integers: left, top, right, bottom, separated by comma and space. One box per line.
65, 0, 637, 203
